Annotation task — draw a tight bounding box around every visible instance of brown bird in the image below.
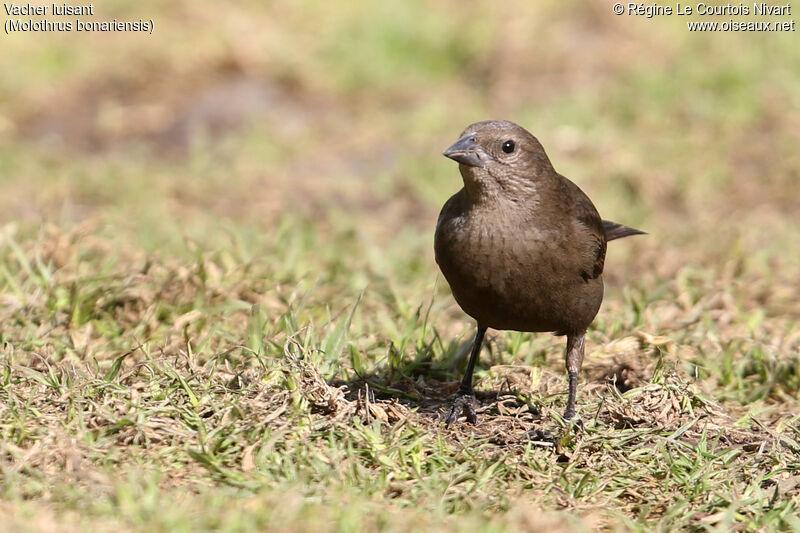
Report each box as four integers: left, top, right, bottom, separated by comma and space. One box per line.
435, 120, 644, 425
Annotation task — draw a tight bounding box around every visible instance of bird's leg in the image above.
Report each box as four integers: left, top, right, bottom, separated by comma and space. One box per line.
445, 325, 487, 426
563, 331, 586, 420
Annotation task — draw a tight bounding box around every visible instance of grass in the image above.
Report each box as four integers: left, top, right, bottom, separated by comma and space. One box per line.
2, 1, 800, 531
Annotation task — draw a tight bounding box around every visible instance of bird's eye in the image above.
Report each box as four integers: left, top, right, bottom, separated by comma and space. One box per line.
502, 140, 515, 153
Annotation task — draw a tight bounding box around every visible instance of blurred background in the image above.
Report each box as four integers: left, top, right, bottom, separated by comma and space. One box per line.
1, 0, 798, 382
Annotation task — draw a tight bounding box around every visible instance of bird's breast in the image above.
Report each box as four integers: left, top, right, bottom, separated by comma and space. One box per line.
435, 206, 602, 333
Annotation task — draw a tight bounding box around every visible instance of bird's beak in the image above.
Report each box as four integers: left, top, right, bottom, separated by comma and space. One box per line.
443, 133, 484, 168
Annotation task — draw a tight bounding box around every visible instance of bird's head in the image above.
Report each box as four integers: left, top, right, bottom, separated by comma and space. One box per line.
443, 120, 555, 202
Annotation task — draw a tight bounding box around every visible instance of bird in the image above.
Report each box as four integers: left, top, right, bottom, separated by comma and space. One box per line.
434, 120, 644, 426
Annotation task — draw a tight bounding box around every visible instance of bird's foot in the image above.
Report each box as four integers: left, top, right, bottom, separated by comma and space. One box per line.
569, 417, 585, 431
444, 391, 478, 427
562, 408, 585, 431
523, 428, 556, 444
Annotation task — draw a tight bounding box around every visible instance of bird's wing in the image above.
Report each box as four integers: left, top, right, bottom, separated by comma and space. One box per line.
575, 198, 607, 280
561, 176, 607, 280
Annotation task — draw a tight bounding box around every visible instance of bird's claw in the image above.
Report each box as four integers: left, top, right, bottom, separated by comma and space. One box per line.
444, 392, 478, 427
562, 410, 585, 431
524, 428, 556, 443
570, 417, 585, 431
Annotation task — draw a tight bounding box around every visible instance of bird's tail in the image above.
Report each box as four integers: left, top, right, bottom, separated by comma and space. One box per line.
603, 220, 646, 241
